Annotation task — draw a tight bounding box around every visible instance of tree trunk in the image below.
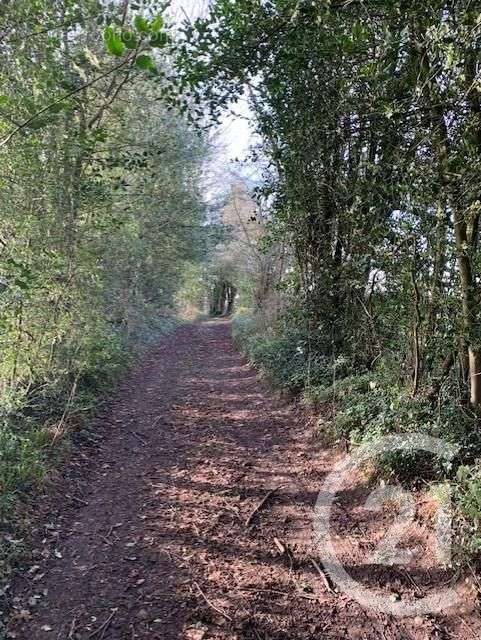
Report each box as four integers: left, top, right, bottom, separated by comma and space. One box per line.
412, 22, 481, 407
469, 350, 481, 406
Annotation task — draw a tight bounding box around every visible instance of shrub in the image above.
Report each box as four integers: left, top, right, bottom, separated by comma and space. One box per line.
232, 313, 481, 565
0, 419, 50, 514
453, 464, 481, 562
0, 310, 179, 530
232, 312, 333, 392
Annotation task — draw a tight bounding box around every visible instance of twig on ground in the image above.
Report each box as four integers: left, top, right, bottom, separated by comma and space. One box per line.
467, 561, 481, 593
272, 535, 294, 571
132, 431, 147, 446
194, 581, 232, 622
241, 585, 316, 601
68, 617, 77, 639
273, 537, 286, 554
294, 588, 318, 600
456, 615, 477, 639
66, 494, 88, 506
240, 587, 290, 596
152, 415, 163, 428
106, 523, 123, 539
87, 610, 116, 639
398, 568, 423, 596
245, 487, 280, 527
310, 557, 336, 594
51, 376, 79, 445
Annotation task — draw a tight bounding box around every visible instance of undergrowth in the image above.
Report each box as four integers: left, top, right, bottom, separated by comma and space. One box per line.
0, 312, 179, 588
232, 310, 346, 393
233, 311, 481, 567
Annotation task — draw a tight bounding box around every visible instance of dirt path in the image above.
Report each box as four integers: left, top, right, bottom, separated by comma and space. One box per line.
5, 320, 481, 639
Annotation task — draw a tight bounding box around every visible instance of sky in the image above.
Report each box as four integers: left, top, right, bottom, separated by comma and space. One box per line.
168, 0, 254, 163
218, 97, 253, 161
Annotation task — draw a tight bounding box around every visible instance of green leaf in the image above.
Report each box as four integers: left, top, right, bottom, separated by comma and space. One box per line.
48, 102, 66, 114
0, 95, 8, 105
150, 32, 168, 48
104, 25, 114, 41
94, 128, 108, 143
104, 26, 125, 56
135, 54, 155, 71
27, 117, 49, 130
134, 15, 150, 32
121, 29, 138, 49
150, 16, 164, 33
14, 279, 30, 291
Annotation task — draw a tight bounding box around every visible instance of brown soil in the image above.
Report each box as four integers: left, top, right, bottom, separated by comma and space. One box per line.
4, 320, 481, 639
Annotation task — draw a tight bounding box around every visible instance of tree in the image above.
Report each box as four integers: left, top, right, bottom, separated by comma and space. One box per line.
0, 0, 210, 513
175, 0, 481, 408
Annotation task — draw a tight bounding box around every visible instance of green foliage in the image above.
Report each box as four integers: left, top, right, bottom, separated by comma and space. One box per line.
134, 15, 150, 33
121, 29, 139, 49
302, 374, 373, 408
150, 31, 168, 48
233, 312, 332, 392
453, 465, 481, 561
150, 16, 164, 33
135, 54, 155, 71
104, 26, 126, 56
174, 263, 208, 319
0, 420, 50, 502
0, 0, 209, 555
303, 367, 479, 483
103, 11, 169, 62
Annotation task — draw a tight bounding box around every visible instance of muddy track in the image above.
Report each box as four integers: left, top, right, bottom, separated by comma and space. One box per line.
5, 320, 481, 639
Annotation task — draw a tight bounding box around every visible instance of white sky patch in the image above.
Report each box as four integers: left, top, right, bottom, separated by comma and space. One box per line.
169, 0, 254, 163
218, 96, 253, 161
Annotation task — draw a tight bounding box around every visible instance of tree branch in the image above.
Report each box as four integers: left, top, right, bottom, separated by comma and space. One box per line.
0, 58, 131, 148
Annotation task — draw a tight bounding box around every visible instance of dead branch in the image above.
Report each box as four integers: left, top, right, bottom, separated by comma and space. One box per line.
273, 537, 286, 554
310, 557, 336, 594
194, 581, 233, 622
132, 431, 147, 446
87, 610, 116, 639
245, 487, 280, 527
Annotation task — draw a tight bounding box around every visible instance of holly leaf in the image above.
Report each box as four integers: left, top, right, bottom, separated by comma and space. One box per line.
150, 16, 164, 33
134, 15, 150, 32
121, 29, 138, 49
104, 26, 125, 56
135, 54, 155, 71
150, 32, 168, 48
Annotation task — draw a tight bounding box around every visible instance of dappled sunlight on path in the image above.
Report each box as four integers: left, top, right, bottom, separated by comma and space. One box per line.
7, 320, 481, 639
